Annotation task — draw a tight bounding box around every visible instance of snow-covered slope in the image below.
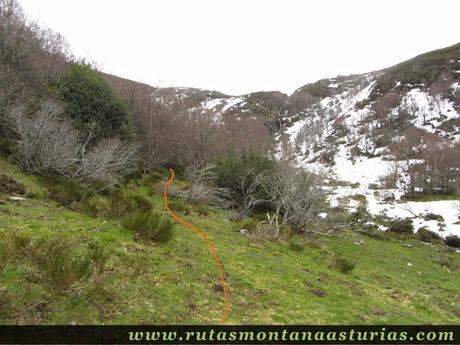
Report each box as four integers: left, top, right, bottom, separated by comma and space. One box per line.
277, 43, 460, 237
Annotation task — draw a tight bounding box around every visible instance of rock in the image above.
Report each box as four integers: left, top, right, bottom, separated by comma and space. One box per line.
354, 239, 365, 246
9, 196, 26, 202
240, 229, 248, 235
407, 262, 412, 266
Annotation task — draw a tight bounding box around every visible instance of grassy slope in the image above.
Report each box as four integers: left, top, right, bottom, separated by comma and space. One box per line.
1, 159, 460, 324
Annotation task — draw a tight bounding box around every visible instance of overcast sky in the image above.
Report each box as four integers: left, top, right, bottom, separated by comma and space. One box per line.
19, 0, 460, 96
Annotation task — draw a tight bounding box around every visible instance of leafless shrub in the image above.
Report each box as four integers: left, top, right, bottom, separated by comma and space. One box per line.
386, 127, 460, 196
9, 100, 136, 189
181, 162, 231, 207
77, 138, 137, 189
237, 170, 268, 217
10, 101, 81, 176
262, 161, 325, 238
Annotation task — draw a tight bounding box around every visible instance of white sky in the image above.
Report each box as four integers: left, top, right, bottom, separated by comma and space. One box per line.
19, 0, 460, 96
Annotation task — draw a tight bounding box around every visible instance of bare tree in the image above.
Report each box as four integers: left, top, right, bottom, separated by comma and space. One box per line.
10, 101, 81, 176
10, 100, 137, 189
261, 161, 325, 238
387, 127, 460, 196
181, 162, 231, 207
77, 138, 137, 189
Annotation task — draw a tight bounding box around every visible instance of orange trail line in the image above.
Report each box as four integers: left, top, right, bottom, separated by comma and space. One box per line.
163, 168, 229, 324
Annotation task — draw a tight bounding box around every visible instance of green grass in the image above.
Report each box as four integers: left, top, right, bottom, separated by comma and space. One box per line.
1, 160, 460, 324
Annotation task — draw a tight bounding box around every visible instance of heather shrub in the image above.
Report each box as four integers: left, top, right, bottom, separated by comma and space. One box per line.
416, 228, 441, 243
30, 236, 92, 293
445, 235, 460, 248
124, 210, 174, 243
388, 218, 414, 234
332, 250, 356, 273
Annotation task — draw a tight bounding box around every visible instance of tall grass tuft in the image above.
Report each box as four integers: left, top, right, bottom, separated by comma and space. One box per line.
124, 210, 174, 243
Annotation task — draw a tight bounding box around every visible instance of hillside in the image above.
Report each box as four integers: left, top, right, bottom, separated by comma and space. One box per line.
275, 43, 460, 239
113, 43, 460, 240
1, 0, 460, 326
1, 158, 460, 324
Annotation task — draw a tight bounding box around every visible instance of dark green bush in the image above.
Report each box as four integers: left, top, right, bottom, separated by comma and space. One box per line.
124, 210, 174, 243
445, 235, 460, 248
423, 213, 444, 221
82, 190, 154, 219
168, 198, 191, 215
333, 252, 356, 273
42, 176, 89, 204
0, 175, 26, 195
388, 218, 414, 234
416, 228, 441, 243
214, 153, 274, 213
0, 138, 15, 158
54, 63, 134, 142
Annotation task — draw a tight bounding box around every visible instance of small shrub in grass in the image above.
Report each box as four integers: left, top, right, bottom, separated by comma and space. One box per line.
81, 195, 112, 218
445, 235, 460, 248
416, 227, 441, 243
82, 190, 154, 219
87, 240, 110, 276
288, 239, 305, 252
388, 218, 414, 234
124, 210, 174, 243
332, 251, 355, 273
168, 198, 191, 215
30, 236, 92, 293
10, 230, 33, 258
195, 204, 210, 216
42, 176, 89, 204
0, 235, 13, 272
226, 210, 242, 222
0, 230, 33, 271
237, 218, 260, 233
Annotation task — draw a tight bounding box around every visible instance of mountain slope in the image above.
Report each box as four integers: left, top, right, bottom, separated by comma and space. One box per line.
276, 43, 460, 238
101, 44, 460, 238
1, 157, 460, 324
